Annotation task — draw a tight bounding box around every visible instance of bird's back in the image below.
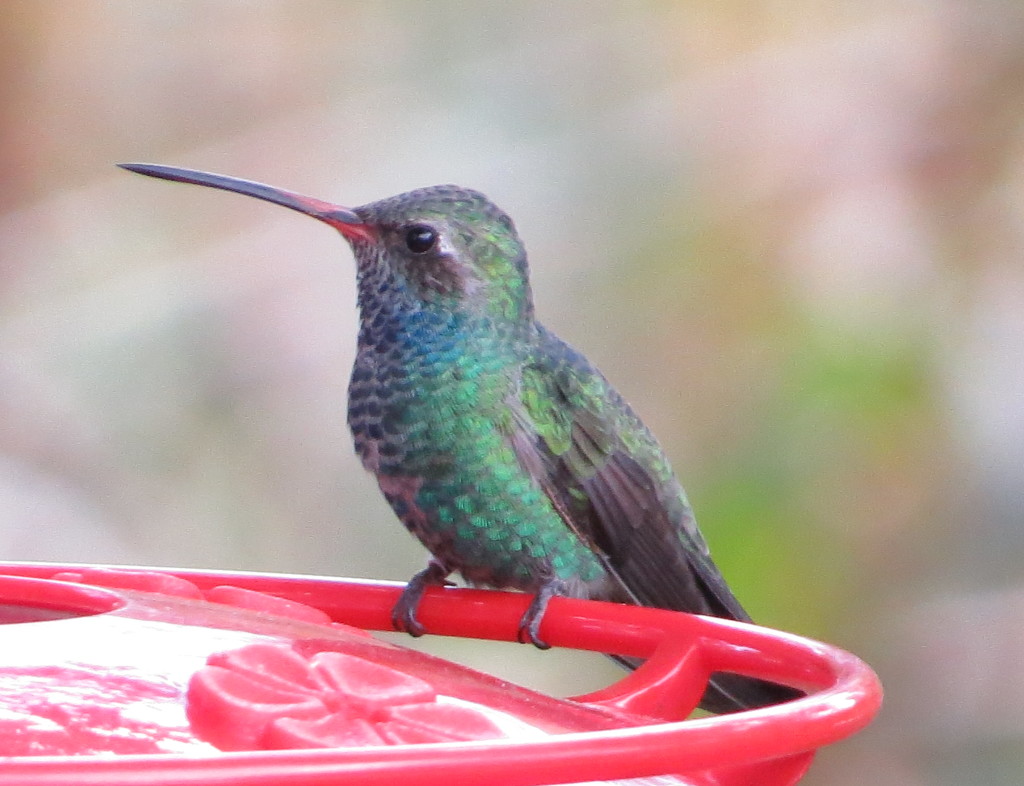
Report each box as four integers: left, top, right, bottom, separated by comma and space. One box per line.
520, 324, 754, 620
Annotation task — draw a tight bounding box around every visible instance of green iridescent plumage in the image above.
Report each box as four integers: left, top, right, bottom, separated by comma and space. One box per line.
120, 165, 800, 713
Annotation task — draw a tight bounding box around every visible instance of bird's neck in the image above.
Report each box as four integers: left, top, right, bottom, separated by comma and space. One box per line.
355, 263, 534, 357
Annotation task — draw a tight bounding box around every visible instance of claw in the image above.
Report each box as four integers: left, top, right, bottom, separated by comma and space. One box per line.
516, 580, 564, 650
391, 587, 427, 636
517, 608, 551, 649
391, 560, 450, 637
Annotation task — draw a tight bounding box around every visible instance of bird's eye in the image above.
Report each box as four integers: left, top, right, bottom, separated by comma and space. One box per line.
404, 224, 437, 254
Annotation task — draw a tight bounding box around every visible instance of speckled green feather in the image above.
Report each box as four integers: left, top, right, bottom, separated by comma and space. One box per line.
120, 165, 800, 714
342, 184, 757, 620
340, 185, 797, 712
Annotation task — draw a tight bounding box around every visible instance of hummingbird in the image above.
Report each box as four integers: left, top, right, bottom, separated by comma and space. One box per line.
120, 163, 800, 713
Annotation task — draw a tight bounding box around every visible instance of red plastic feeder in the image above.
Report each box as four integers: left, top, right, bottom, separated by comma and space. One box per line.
0, 562, 881, 785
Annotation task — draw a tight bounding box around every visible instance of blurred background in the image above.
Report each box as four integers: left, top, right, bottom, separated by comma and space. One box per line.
1, 1, 1022, 783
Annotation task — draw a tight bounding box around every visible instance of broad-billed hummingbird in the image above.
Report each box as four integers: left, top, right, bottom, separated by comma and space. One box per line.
120, 163, 799, 713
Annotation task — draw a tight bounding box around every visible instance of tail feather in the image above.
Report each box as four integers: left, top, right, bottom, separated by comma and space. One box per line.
611, 654, 803, 714
699, 671, 804, 714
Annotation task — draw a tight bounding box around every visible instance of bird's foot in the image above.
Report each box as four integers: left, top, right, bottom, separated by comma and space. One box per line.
516, 580, 565, 650
391, 560, 451, 637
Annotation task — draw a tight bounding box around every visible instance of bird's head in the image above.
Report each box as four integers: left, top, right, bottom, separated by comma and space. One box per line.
119, 165, 533, 324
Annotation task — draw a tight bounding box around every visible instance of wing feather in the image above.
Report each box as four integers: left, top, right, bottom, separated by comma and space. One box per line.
510, 325, 751, 622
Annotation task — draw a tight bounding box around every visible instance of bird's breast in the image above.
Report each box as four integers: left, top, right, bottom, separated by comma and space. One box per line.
348, 320, 516, 479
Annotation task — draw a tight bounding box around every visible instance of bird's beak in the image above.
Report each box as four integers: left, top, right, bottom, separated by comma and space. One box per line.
118, 163, 375, 243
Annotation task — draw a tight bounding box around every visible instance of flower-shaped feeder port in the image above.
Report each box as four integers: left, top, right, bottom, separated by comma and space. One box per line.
0, 562, 881, 785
